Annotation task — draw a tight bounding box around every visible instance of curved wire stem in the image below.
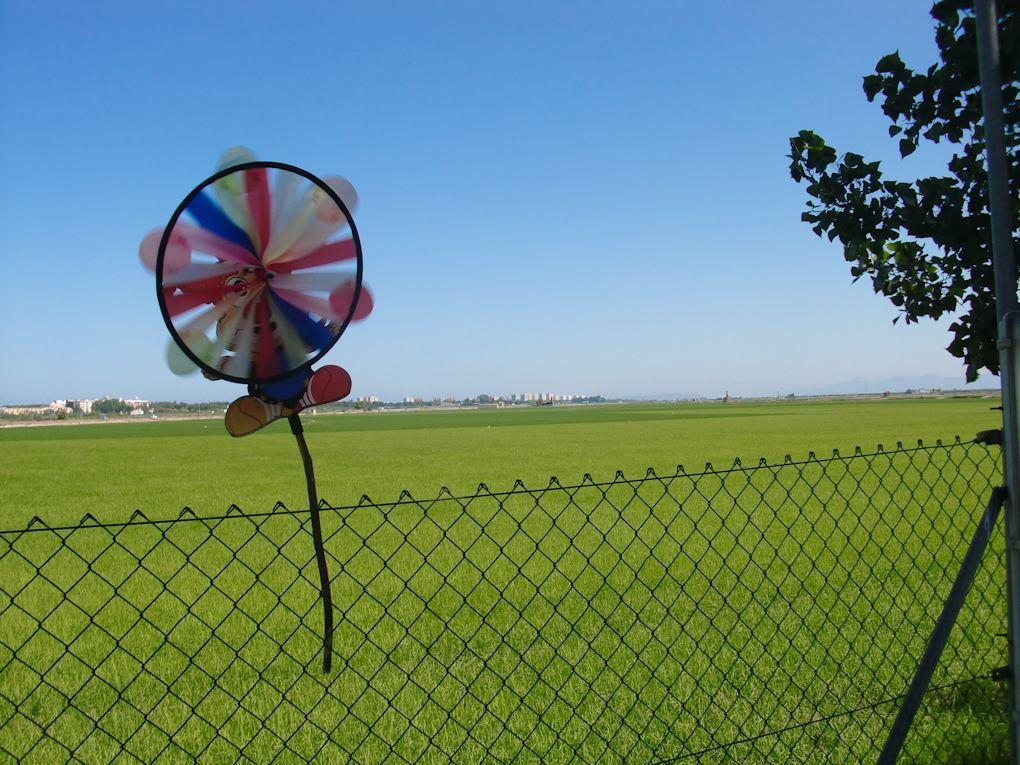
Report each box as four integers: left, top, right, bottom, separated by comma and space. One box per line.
289, 413, 333, 673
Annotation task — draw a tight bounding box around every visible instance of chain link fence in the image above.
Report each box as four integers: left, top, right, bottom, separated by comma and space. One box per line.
0, 438, 1008, 763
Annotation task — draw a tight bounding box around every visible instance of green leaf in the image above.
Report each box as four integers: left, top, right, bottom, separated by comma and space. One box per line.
863, 74, 883, 100
876, 51, 903, 74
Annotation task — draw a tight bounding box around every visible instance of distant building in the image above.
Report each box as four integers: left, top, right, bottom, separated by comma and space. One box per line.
0, 405, 49, 416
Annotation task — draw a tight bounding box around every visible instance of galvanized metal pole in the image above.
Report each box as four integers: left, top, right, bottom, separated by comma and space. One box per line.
975, 0, 1020, 759
877, 489, 1006, 764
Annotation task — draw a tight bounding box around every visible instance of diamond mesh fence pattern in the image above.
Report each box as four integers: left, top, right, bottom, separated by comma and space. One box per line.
0, 438, 1008, 763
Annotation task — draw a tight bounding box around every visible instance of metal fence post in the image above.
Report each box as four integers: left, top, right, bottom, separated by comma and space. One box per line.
877, 489, 1006, 764
975, 0, 1020, 760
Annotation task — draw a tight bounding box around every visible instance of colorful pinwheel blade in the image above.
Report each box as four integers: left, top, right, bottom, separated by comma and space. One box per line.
154, 155, 369, 383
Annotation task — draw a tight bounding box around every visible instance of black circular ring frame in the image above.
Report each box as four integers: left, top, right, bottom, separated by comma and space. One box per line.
155, 160, 363, 385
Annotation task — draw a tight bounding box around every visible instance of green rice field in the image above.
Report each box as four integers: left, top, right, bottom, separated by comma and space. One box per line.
0, 398, 1010, 763
0, 397, 1002, 528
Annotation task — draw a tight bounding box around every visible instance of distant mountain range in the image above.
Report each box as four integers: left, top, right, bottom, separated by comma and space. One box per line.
805, 374, 994, 396
612, 374, 997, 401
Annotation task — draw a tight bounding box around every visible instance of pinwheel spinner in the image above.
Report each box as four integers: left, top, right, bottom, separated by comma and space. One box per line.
140, 148, 374, 671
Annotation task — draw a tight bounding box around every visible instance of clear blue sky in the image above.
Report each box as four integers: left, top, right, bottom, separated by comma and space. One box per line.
0, 1, 990, 403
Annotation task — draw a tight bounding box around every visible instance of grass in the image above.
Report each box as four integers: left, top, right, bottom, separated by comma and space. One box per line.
0, 397, 1003, 528
0, 398, 1010, 763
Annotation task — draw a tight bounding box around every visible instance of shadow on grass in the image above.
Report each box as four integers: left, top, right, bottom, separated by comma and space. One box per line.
926, 678, 1007, 716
